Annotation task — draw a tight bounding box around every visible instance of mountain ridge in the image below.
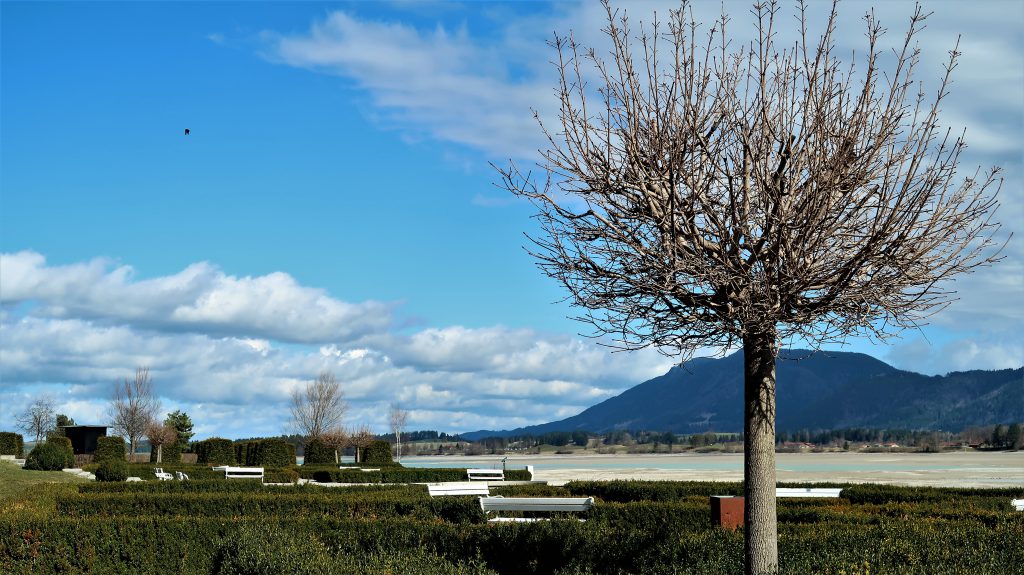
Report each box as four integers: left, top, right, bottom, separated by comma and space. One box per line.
461, 349, 1023, 440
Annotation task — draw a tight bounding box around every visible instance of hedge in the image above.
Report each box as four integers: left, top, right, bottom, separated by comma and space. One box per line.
250, 439, 296, 467
151, 440, 183, 463
4, 513, 1020, 575
94, 436, 126, 463
0, 431, 23, 457
362, 440, 395, 466
194, 438, 236, 465
301, 467, 532, 484
303, 438, 335, 464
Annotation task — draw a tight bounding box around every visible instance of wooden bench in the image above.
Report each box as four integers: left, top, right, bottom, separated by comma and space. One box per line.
427, 482, 490, 497
479, 496, 594, 522
224, 466, 264, 480
776, 488, 842, 498
467, 468, 504, 481
1012, 499, 1024, 511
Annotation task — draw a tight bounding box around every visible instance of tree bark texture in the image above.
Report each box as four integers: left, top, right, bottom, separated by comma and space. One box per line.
744, 333, 778, 575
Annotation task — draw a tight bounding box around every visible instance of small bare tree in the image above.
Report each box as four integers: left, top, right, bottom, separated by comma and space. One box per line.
16, 395, 56, 443
499, 2, 1004, 573
145, 422, 177, 464
321, 427, 349, 464
110, 367, 161, 461
348, 425, 374, 464
388, 404, 409, 462
291, 371, 348, 439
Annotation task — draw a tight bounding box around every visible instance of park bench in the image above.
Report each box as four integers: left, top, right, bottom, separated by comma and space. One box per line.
175, 471, 190, 481
467, 468, 504, 481
154, 468, 174, 481
776, 487, 843, 498
479, 496, 594, 523
224, 466, 264, 480
1012, 499, 1024, 511
427, 482, 490, 497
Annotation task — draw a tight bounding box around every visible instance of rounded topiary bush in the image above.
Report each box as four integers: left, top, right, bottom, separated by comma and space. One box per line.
47, 436, 75, 468
94, 436, 126, 463
23, 441, 71, 471
363, 440, 395, 466
95, 458, 129, 482
303, 438, 335, 465
0, 431, 24, 457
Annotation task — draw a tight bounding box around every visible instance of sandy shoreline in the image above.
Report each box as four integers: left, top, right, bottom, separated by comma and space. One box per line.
403, 451, 1024, 488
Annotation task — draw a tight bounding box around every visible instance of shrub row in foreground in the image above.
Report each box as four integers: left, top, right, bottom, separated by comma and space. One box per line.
2, 513, 1021, 575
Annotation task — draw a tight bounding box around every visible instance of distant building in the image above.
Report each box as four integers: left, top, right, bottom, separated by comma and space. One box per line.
60, 426, 108, 455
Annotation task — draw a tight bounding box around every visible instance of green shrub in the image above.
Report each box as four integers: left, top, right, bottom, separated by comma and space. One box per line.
46, 436, 75, 468
303, 438, 335, 464
151, 440, 183, 463
264, 468, 300, 484
195, 438, 236, 465
95, 458, 129, 482
94, 435, 126, 463
363, 440, 395, 466
0, 431, 24, 457
302, 467, 531, 484
253, 439, 295, 467
23, 441, 71, 471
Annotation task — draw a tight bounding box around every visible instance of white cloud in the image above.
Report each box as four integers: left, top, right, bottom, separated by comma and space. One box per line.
0, 254, 676, 437
0, 251, 394, 344
263, 11, 551, 159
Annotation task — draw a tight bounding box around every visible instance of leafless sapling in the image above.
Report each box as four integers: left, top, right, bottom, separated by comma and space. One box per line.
110, 367, 161, 462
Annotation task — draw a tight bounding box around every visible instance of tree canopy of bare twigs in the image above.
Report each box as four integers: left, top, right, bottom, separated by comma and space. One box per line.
290, 371, 348, 439
389, 404, 409, 462
16, 395, 56, 443
321, 427, 349, 464
145, 422, 177, 464
498, 2, 1004, 573
110, 367, 161, 462
348, 425, 374, 463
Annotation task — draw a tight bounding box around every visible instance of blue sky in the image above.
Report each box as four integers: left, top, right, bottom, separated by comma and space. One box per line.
2, 1, 1021, 440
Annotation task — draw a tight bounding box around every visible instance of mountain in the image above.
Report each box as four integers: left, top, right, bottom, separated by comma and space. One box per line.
462, 349, 1023, 440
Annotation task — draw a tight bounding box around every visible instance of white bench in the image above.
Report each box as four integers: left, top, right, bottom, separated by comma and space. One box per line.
479, 496, 594, 522
224, 466, 264, 480
1012, 499, 1024, 511
175, 471, 190, 481
467, 468, 504, 481
428, 482, 490, 497
154, 468, 174, 481
776, 488, 842, 498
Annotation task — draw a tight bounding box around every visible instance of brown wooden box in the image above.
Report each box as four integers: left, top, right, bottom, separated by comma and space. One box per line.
710, 495, 745, 530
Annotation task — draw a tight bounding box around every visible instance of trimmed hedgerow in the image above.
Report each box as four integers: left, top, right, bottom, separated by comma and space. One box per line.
126, 463, 225, 481
151, 440, 183, 463
94, 436, 126, 463
23, 441, 71, 471
252, 439, 295, 467
302, 467, 532, 484
194, 438, 236, 465
0, 431, 24, 457
303, 438, 335, 464
362, 440, 396, 466
264, 468, 300, 484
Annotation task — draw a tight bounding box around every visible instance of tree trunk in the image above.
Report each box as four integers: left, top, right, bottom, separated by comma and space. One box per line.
156, 444, 163, 464
743, 332, 778, 575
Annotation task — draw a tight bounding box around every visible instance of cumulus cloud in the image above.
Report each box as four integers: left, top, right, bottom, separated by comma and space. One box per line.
0, 253, 677, 437
0, 251, 394, 344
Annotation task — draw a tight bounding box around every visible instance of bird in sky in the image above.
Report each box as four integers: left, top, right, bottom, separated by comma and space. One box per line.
184, 128, 190, 135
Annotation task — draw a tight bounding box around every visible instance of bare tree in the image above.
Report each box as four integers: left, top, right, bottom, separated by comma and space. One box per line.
16, 395, 56, 443
499, 3, 1003, 573
290, 371, 348, 439
110, 367, 161, 461
388, 404, 409, 462
145, 422, 177, 464
348, 425, 374, 464
321, 427, 349, 464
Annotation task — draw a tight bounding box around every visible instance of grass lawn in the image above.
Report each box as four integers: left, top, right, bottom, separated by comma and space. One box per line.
0, 460, 87, 509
